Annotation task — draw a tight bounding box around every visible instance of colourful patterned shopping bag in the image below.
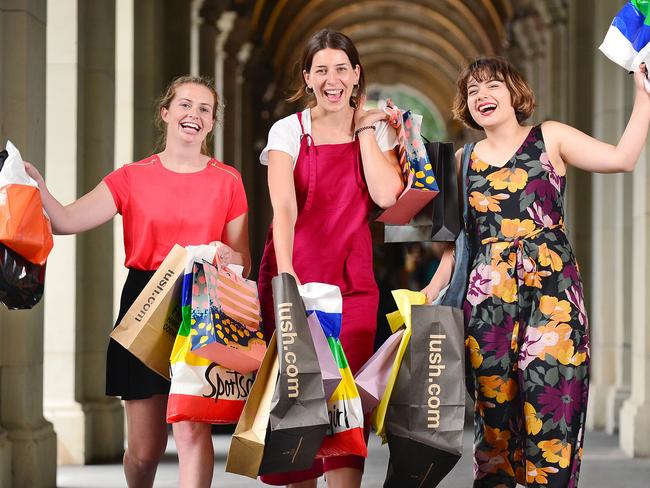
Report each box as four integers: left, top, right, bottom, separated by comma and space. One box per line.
377, 105, 440, 225
189, 260, 266, 374
299, 282, 367, 459
167, 247, 255, 424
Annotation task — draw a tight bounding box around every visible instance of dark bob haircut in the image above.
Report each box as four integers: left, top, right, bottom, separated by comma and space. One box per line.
453, 57, 535, 131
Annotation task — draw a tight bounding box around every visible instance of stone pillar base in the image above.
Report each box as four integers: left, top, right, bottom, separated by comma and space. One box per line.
8, 423, 56, 488
586, 384, 609, 430
84, 399, 125, 463
47, 397, 125, 465
620, 402, 650, 457
606, 385, 630, 435
0, 429, 11, 488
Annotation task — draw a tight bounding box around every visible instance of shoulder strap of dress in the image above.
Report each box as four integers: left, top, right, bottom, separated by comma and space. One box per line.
461, 142, 475, 229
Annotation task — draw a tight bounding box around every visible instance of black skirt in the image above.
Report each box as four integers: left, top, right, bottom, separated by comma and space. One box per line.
105, 268, 171, 400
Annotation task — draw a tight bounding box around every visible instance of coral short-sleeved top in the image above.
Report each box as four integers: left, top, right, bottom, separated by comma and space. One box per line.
104, 154, 248, 270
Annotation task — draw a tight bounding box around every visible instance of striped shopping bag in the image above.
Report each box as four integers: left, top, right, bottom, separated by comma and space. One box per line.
299, 282, 367, 459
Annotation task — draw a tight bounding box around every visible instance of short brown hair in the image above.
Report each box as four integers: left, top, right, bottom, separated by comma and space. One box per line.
154, 75, 219, 156
453, 57, 535, 131
288, 29, 365, 108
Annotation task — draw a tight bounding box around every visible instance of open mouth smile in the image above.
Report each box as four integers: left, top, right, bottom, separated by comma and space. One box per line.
180, 121, 201, 133
477, 102, 497, 116
323, 89, 344, 103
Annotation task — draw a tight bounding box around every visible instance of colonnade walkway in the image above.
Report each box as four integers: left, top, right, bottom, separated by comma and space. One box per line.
58, 427, 650, 487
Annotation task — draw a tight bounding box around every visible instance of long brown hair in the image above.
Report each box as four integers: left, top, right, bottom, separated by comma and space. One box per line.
453, 57, 535, 131
288, 29, 365, 108
154, 75, 219, 156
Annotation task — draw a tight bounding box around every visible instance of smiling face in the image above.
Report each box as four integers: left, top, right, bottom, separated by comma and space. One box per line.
466, 76, 516, 129
160, 82, 216, 148
453, 57, 535, 131
303, 48, 360, 112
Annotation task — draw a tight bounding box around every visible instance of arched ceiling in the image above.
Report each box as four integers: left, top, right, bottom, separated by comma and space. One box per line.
248, 0, 514, 125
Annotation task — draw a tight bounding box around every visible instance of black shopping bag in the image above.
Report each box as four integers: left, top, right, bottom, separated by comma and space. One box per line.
428, 141, 462, 241
383, 141, 458, 243
0, 242, 45, 310
384, 304, 465, 487
259, 273, 329, 475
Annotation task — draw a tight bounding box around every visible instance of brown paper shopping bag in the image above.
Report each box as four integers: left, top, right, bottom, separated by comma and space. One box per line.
110, 244, 188, 379
226, 333, 279, 478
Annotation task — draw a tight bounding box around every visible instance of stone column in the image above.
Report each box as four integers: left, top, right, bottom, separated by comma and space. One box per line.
0, 1, 57, 486
565, 0, 594, 302
619, 124, 650, 457
190, 0, 205, 76
222, 15, 252, 169
510, 14, 547, 123
242, 46, 276, 271
213, 11, 236, 161
607, 167, 634, 434
77, 1, 124, 462
587, 0, 627, 431
44, 0, 124, 465
133, 0, 165, 160
113, 0, 134, 316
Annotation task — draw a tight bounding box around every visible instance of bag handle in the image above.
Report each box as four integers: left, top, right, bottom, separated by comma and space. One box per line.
461, 142, 475, 232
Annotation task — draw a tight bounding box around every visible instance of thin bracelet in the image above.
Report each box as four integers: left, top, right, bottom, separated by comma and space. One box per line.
355, 125, 376, 136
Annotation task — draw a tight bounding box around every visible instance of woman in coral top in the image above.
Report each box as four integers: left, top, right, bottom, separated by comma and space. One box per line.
257, 29, 403, 488
25, 76, 249, 488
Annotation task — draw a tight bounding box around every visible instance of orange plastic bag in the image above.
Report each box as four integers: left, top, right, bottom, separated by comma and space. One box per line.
0, 142, 53, 265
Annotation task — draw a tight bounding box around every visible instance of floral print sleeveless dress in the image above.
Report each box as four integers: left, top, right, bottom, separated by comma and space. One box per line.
464, 125, 590, 487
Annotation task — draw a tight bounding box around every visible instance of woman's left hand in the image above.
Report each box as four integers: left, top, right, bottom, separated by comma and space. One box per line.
353, 95, 389, 130
209, 240, 234, 266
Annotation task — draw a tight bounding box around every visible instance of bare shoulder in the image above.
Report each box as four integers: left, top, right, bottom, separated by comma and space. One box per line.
540, 120, 576, 150
540, 120, 576, 139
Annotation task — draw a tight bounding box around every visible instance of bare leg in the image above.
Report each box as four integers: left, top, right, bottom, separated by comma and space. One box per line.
173, 421, 214, 488
123, 395, 169, 488
325, 467, 362, 488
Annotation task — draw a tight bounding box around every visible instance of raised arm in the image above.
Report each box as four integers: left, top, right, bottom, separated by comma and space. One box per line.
543, 67, 650, 174
354, 99, 404, 208
24, 162, 117, 235
267, 150, 300, 282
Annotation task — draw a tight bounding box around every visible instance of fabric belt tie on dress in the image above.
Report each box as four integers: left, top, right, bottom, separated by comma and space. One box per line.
479, 223, 566, 349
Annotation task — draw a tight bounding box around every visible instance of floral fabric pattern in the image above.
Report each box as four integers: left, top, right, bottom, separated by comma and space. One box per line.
465, 126, 589, 488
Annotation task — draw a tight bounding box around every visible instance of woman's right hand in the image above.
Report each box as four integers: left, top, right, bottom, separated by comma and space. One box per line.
279, 267, 301, 286
24, 161, 46, 188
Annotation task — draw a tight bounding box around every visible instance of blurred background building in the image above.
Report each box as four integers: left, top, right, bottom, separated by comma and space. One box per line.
0, 1, 649, 486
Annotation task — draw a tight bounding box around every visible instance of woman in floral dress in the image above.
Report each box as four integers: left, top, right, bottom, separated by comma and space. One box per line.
422, 57, 650, 487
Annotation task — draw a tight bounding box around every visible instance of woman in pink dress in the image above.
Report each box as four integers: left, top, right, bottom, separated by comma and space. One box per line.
257, 29, 404, 487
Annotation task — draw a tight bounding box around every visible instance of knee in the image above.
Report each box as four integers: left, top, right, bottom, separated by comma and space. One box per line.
173, 421, 211, 447
125, 438, 166, 471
